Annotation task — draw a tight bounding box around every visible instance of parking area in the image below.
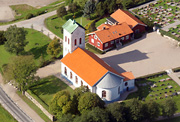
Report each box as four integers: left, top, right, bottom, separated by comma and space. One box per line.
97, 32, 180, 78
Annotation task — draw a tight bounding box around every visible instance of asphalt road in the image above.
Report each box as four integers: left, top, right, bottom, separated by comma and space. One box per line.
0, 86, 33, 122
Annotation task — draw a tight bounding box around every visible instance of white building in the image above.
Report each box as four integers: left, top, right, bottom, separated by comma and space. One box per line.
61, 19, 135, 102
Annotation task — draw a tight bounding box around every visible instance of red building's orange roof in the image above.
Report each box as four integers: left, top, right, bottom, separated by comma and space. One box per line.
61, 48, 134, 86
94, 22, 133, 43
110, 9, 146, 28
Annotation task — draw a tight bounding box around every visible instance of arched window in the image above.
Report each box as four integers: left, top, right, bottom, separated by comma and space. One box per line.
118, 86, 120, 94
79, 38, 82, 44
75, 39, 77, 46
102, 90, 106, 98
68, 38, 70, 44
75, 76, 78, 84
70, 72, 72, 79
64, 67, 67, 75
125, 82, 128, 86
81, 81, 83, 86
65, 36, 67, 42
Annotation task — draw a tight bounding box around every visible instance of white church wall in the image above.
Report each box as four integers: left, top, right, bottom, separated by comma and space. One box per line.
123, 79, 135, 91
63, 29, 72, 57
61, 62, 92, 92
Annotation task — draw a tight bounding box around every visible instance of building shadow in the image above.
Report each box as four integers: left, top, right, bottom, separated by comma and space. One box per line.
101, 49, 149, 73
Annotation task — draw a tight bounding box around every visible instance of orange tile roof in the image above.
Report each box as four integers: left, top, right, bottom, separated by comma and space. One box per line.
97, 24, 111, 30
94, 22, 133, 43
120, 72, 135, 81
110, 9, 146, 28
61, 48, 134, 86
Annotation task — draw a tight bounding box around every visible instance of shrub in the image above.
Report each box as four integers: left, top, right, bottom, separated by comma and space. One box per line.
0, 31, 7, 45
25, 13, 34, 19
85, 19, 96, 34
35, 10, 45, 16
63, 13, 73, 20
74, 11, 83, 18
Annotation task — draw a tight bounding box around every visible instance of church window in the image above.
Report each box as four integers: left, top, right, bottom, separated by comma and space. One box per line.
68, 38, 70, 44
118, 86, 120, 94
75, 76, 78, 84
75, 39, 77, 46
125, 82, 128, 86
79, 38, 82, 44
65, 36, 67, 42
102, 90, 106, 98
70, 72, 72, 79
64, 67, 67, 76
81, 81, 83, 86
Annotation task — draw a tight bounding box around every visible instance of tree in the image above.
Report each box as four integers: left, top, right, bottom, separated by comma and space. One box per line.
0, 31, 7, 45
140, 17, 154, 31
3, 55, 37, 94
78, 92, 105, 114
121, 0, 133, 8
73, 0, 87, 9
4, 25, 27, 55
95, 2, 105, 17
46, 37, 61, 58
57, 6, 67, 18
68, 3, 78, 13
58, 113, 74, 122
162, 98, 178, 117
126, 98, 144, 122
83, 0, 96, 19
107, 102, 126, 122
144, 101, 160, 121
65, 0, 73, 5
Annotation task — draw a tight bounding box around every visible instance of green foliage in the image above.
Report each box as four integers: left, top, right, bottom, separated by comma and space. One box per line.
122, 0, 133, 8
78, 92, 105, 114
65, 0, 73, 5
74, 11, 83, 18
83, 0, 95, 19
4, 25, 28, 55
84, 19, 96, 33
95, 2, 105, 17
68, 2, 78, 13
57, 6, 67, 18
3, 55, 37, 94
46, 37, 61, 58
107, 102, 126, 122
25, 13, 34, 19
63, 13, 74, 20
0, 105, 17, 122
0, 31, 7, 45
58, 113, 74, 122
73, 0, 87, 9
162, 98, 178, 117
86, 43, 104, 54
35, 10, 45, 16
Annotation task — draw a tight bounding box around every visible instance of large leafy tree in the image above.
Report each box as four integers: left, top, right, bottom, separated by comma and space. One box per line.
4, 25, 27, 55
95, 2, 105, 17
3, 55, 37, 94
83, 0, 95, 19
46, 37, 61, 58
162, 98, 178, 117
73, 0, 87, 9
68, 3, 78, 13
78, 92, 105, 114
0, 31, 7, 45
57, 6, 67, 18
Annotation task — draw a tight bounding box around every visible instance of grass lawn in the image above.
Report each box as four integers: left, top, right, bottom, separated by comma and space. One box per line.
0, 28, 53, 68
29, 76, 73, 106
95, 18, 107, 27
0, 0, 65, 25
17, 91, 51, 122
45, 15, 91, 38
126, 75, 180, 113
0, 105, 17, 122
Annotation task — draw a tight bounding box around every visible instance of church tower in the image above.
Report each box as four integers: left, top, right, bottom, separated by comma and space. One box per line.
62, 19, 85, 57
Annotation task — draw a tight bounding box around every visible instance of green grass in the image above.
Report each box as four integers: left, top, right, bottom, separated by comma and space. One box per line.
0, 0, 65, 25
95, 18, 107, 27
45, 15, 91, 38
0, 28, 52, 68
126, 75, 180, 113
16, 91, 51, 122
29, 76, 73, 106
0, 105, 17, 122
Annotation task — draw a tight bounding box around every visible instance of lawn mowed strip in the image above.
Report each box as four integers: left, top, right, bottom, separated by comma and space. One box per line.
0, 104, 17, 122
127, 75, 180, 113
0, 28, 52, 68
29, 76, 73, 107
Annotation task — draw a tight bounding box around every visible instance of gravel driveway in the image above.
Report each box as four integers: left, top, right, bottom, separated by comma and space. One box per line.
97, 32, 180, 78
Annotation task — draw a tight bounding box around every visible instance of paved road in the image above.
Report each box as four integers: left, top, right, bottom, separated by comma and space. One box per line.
0, 9, 62, 40
0, 86, 33, 122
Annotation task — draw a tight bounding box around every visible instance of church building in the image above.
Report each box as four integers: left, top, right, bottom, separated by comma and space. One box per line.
61, 19, 135, 102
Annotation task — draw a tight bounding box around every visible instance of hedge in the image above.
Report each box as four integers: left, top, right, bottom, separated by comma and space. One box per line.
63, 13, 73, 20
25, 13, 34, 19
159, 29, 180, 42
74, 11, 83, 18
86, 43, 105, 54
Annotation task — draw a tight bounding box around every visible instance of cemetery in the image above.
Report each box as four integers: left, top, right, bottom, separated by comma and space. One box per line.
133, 0, 180, 27
167, 24, 180, 38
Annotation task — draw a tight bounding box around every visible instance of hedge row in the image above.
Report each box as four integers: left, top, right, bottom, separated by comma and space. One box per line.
159, 29, 180, 42
25, 10, 45, 19
63, 11, 83, 20
86, 43, 105, 54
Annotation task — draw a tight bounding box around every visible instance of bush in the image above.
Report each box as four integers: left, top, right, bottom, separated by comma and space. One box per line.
63, 13, 73, 20
25, 13, 34, 19
0, 31, 7, 45
74, 11, 83, 18
35, 10, 45, 16
85, 19, 96, 34
86, 43, 105, 54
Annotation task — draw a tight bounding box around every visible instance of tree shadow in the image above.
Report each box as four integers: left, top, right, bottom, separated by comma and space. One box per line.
28, 44, 48, 59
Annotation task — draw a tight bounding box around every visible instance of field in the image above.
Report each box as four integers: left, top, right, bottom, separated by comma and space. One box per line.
0, 28, 53, 68
127, 75, 180, 113
0, 104, 17, 122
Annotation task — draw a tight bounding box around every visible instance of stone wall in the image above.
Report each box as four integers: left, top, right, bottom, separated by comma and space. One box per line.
25, 92, 54, 121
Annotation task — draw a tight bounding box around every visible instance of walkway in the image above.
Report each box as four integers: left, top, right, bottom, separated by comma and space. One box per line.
0, 74, 44, 122
162, 20, 180, 31
166, 69, 180, 86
